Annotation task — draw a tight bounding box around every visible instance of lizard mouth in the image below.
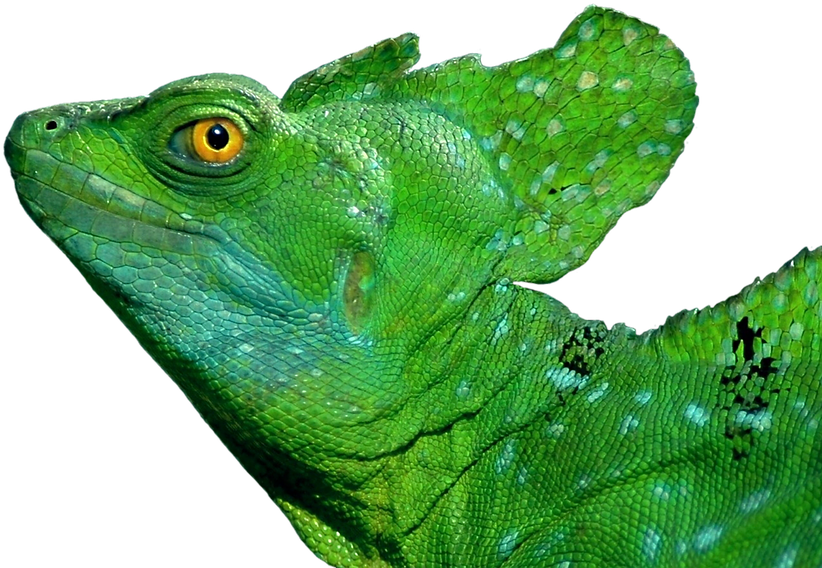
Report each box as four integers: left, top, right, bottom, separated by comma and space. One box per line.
6, 137, 226, 254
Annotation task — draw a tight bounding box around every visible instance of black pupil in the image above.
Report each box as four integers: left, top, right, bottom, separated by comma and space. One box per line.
206, 124, 230, 150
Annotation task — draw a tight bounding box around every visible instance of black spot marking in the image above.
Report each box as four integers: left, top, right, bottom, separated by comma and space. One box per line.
718, 317, 784, 462
733, 317, 762, 362
732, 447, 750, 461
559, 324, 606, 377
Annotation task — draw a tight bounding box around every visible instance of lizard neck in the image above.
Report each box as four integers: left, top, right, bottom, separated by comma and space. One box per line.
357, 282, 635, 565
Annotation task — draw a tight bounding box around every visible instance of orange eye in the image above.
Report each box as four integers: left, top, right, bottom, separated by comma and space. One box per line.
191, 118, 244, 163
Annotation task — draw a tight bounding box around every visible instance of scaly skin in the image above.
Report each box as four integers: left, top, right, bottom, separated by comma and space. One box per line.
5, 6, 821, 567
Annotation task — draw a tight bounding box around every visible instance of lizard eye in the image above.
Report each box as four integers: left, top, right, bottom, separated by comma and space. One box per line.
189, 117, 244, 163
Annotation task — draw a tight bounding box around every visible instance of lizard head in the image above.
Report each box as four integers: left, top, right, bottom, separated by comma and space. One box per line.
5, 7, 697, 480
4, 66, 509, 468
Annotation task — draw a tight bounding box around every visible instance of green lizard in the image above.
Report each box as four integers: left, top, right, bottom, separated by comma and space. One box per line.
5, 5, 821, 567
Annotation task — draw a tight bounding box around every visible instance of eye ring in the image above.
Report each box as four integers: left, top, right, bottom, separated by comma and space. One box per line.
191, 118, 244, 163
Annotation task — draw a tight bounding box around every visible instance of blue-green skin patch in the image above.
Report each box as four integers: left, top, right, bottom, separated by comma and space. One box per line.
5, 7, 821, 568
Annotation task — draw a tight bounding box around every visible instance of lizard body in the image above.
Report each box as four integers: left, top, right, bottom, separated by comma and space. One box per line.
5, 6, 821, 567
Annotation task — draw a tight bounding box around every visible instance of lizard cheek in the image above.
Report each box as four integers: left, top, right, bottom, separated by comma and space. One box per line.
343, 250, 376, 335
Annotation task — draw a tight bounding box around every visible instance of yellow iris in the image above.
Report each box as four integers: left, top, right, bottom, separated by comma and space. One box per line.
191, 118, 244, 163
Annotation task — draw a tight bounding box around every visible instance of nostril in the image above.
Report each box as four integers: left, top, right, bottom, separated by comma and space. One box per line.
44, 120, 58, 131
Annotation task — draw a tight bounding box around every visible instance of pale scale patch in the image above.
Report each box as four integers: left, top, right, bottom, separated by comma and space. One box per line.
515, 75, 534, 93
577, 71, 599, 91
546, 423, 566, 438
637, 141, 657, 158
492, 315, 510, 343
495, 439, 517, 475
446, 291, 466, 302
775, 545, 799, 568
529, 177, 543, 196
499, 153, 512, 171
612, 77, 633, 92
546, 117, 565, 138
585, 150, 611, 173
455, 379, 471, 400
619, 414, 640, 435
693, 525, 724, 553
505, 118, 527, 140
480, 130, 503, 151
498, 529, 519, 560
635, 390, 653, 405
542, 160, 560, 183
740, 488, 771, 513
594, 180, 611, 196
546, 366, 587, 390
652, 481, 672, 501
684, 403, 710, 427
534, 219, 550, 234
642, 527, 662, 564
578, 18, 597, 41
618, 110, 637, 128
586, 382, 610, 403
486, 229, 508, 252
533, 79, 549, 98
556, 41, 577, 59
734, 409, 773, 432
